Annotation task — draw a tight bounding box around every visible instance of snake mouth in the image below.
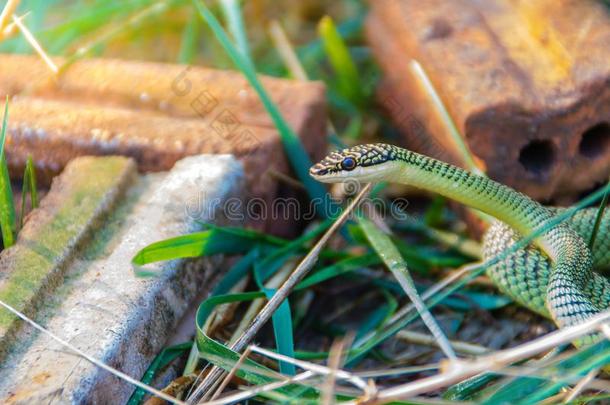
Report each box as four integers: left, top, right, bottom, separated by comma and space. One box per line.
309, 165, 353, 183
310, 165, 376, 183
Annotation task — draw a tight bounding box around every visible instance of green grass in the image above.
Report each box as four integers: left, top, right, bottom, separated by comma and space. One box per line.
19, 156, 38, 230
0, 99, 15, 248
358, 216, 456, 360
177, 12, 200, 64
127, 342, 192, 405
588, 176, 610, 249
318, 15, 365, 107
219, 0, 251, 64
193, 0, 336, 219
131, 225, 286, 267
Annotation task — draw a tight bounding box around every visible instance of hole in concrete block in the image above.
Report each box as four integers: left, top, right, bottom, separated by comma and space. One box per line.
424, 19, 453, 41
579, 122, 610, 159
518, 140, 555, 175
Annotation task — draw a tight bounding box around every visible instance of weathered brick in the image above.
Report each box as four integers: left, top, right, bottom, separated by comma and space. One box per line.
368, 0, 610, 202
0, 54, 327, 231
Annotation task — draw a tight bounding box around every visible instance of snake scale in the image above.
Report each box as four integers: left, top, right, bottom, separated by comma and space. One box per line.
310, 143, 610, 338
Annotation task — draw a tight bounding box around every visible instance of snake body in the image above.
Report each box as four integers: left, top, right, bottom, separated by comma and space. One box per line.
310, 143, 610, 334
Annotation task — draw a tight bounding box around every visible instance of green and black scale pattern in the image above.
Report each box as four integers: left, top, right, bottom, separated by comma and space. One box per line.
485, 210, 610, 321
311, 143, 610, 337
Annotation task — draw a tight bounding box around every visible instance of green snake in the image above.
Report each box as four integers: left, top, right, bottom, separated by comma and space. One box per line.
310, 143, 610, 336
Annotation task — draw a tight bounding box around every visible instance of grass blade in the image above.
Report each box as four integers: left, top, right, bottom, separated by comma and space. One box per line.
265, 287, 296, 376
131, 226, 285, 266
194, 291, 314, 399
19, 155, 38, 230
409, 60, 482, 176
317, 15, 365, 106
177, 12, 200, 64
268, 20, 309, 80
297, 13, 364, 67
127, 342, 192, 405
25, 156, 38, 209
0, 98, 15, 248
253, 257, 299, 376
218, 0, 251, 64
482, 340, 610, 403
358, 216, 457, 361
192, 0, 335, 218
588, 177, 609, 249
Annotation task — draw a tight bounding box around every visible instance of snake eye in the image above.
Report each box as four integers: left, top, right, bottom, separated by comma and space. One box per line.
341, 157, 357, 171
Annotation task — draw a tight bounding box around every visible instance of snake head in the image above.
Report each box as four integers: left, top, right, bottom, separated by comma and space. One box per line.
310, 143, 400, 183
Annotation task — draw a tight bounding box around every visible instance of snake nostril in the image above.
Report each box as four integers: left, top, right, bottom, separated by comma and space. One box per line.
310, 165, 328, 176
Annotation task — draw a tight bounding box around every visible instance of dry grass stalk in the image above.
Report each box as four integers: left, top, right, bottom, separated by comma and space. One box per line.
360, 310, 610, 402
321, 335, 356, 405
562, 367, 601, 403
0, 11, 27, 40
0, 0, 19, 32
268, 19, 339, 137
396, 330, 489, 356
12, 14, 58, 73
205, 370, 316, 405
268, 21, 308, 81
210, 346, 253, 400
249, 345, 371, 393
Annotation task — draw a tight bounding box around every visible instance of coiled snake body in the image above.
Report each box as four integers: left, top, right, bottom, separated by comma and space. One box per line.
310, 143, 610, 336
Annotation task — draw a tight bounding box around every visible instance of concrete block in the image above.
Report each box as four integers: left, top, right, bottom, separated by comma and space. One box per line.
0, 156, 136, 355
0, 154, 244, 404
